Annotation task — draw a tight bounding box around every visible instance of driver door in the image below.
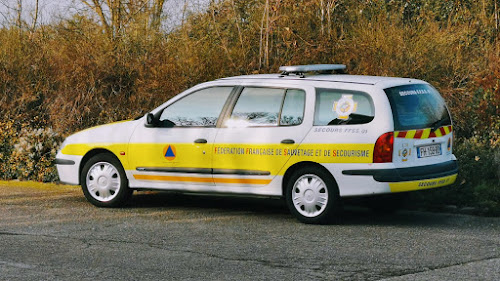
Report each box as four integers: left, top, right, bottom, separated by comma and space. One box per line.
127, 86, 234, 191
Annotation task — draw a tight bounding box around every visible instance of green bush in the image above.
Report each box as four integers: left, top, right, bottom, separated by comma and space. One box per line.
0, 120, 18, 179
455, 136, 498, 186
473, 182, 500, 215
411, 136, 500, 215
0, 124, 63, 182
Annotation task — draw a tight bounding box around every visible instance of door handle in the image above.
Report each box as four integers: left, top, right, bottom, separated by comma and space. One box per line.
194, 138, 208, 144
281, 139, 295, 144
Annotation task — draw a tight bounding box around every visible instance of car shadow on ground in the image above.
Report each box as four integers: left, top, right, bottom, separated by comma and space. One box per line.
126, 191, 455, 227
128, 191, 289, 214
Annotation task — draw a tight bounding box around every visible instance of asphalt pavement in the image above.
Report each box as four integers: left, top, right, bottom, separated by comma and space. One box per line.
0, 182, 499, 280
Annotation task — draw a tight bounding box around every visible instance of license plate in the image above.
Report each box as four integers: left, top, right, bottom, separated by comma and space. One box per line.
418, 144, 442, 158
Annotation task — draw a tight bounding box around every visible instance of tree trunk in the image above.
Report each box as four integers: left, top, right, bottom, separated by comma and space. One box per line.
16, 0, 22, 29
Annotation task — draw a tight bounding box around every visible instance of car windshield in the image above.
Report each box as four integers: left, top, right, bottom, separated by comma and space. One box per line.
384, 84, 451, 131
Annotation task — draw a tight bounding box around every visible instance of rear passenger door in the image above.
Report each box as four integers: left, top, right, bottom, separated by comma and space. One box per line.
212, 86, 311, 190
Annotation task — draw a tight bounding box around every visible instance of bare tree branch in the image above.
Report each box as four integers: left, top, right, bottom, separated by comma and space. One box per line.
31, 0, 39, 31
17, 0, 22, 28
81, 0, 110, 34
151, 0, 165, 30
78, 0, 169, 36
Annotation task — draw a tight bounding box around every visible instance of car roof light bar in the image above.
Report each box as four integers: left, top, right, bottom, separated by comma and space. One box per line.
279, 64, 347, 77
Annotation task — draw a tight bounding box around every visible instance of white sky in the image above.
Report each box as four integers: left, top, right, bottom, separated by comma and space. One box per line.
0, 0, 76, 26
0, 0, 208, 29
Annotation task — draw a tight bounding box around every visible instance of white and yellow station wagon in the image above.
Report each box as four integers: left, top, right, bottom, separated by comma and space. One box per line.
56, 64, 458, 223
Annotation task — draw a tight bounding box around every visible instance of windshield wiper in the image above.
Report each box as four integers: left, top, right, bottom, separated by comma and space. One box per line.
430, 117, 450, 131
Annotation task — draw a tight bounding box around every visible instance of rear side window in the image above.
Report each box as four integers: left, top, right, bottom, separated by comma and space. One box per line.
225, 87, 305, 127
384, 84, 451, 131
314, 88, 374, 126
229, 87, 285, 127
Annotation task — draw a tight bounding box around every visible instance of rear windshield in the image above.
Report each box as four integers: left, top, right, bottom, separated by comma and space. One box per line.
384, 84, 451, 131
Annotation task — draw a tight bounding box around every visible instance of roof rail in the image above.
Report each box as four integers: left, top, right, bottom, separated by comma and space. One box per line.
279, 64, 346, 77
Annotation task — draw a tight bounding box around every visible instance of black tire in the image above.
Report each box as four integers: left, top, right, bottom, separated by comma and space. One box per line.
285, 166, 342, 224
80, 153, 132, 207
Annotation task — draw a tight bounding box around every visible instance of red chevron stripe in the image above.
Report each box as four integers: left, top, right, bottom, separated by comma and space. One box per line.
439, 127, 446, 135
396, 126, 452, 139
414, 130, 423, 139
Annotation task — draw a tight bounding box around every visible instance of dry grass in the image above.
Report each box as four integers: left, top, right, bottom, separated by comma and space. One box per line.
0, 180, 77, 192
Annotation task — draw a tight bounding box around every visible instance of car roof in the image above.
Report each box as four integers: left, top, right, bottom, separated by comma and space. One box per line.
219, 74, 424, 87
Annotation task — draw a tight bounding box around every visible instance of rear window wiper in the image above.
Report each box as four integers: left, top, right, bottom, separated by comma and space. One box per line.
429, 117, 450, 131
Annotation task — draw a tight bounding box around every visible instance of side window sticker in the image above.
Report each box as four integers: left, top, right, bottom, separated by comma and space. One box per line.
333, 94, 358, 120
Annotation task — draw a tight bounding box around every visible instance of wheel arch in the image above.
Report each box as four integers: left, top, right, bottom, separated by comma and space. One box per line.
282, 161, 338, 196
79, 149, 121, 184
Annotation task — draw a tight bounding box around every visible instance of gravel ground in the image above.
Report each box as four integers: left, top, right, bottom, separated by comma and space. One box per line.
0, 181, 499, 281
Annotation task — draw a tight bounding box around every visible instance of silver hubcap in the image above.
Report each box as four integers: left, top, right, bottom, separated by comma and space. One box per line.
86, 162, 121, 202
292, 174, 329, 218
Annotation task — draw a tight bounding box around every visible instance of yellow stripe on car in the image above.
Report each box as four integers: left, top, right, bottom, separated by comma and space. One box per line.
443, 126, 451, 135
62, 142, 375, 175
405, 130, 416, 139
389, 174, 457, 193
421, 128, 431, 139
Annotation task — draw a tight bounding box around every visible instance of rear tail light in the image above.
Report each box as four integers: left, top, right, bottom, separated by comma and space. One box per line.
373, 132, 394, 163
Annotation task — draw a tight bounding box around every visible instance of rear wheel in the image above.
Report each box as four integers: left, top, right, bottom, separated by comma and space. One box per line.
285, 167, 341, 224
81, 153, 132, 207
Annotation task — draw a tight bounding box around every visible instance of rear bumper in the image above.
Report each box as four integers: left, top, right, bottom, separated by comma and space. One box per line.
342, 160, 458, 182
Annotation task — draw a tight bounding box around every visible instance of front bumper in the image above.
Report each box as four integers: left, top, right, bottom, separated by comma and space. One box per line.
55, 152, 83, 185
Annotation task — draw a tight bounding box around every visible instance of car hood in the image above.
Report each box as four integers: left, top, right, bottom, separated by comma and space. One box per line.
63, 119, 141, 145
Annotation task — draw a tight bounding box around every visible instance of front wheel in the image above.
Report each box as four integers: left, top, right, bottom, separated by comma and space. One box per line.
285, 167, 342, 224
81, 153, 132, 207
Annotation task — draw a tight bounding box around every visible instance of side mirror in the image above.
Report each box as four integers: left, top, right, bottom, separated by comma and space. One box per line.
145, 113, 157, 127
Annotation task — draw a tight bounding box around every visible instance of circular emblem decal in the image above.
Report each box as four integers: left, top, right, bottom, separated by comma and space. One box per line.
333, 94, 358, 120
163, 145, 177, 161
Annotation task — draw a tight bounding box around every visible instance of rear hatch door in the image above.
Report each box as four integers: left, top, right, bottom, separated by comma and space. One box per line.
384, 84, 454, 168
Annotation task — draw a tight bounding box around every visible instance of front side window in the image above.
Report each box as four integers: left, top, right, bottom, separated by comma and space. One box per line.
159, 87, 233, 127
314, 88, 374, 126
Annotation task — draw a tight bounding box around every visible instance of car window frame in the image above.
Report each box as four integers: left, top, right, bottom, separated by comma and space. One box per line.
313, 88, 375, 126
279, 88, 307, 127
